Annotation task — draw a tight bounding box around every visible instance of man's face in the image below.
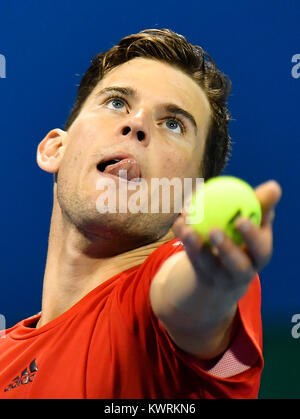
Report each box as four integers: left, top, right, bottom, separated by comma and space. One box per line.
55, 57, 211, 249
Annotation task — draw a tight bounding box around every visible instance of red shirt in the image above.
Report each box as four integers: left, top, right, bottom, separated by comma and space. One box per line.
0, 239, 263, 399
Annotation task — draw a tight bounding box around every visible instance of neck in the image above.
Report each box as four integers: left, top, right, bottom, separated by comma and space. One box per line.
36, 195, 175, 328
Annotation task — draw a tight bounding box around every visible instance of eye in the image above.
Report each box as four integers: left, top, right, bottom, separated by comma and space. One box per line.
105, 96, 127, 111
164, 118, 185, 134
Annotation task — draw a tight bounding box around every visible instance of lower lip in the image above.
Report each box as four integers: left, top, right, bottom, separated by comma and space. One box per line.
97, 171, 142, 184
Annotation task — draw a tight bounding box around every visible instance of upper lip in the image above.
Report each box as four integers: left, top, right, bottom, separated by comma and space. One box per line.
97, 152, 142, 177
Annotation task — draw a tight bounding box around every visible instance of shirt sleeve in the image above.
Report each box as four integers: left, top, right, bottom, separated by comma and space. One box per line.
117, 239, 264, 398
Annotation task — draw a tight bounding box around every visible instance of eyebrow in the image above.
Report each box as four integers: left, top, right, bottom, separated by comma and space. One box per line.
95, 86, 198, 134
163, 104, 197, 134
95, 86, 138, 100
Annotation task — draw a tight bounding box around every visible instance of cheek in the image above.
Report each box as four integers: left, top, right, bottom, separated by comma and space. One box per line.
58, 137, 86, 187
63, 117, 103, 169
157, 149, 197, 178
58, 152, 77, 187
68, 117, 96, 146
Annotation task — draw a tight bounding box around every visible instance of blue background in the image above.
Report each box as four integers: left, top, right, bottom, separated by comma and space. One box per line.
0, 0, 299, 397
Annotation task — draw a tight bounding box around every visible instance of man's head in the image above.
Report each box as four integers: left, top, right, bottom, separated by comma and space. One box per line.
65, 29, 232, 180
37, 29, 232, 253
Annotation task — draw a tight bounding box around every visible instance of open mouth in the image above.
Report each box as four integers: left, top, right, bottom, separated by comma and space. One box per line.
97, 156, 142, 182
97, 159, 122, 173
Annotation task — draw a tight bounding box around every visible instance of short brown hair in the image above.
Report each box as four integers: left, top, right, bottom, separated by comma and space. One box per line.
64, 28, 232, 180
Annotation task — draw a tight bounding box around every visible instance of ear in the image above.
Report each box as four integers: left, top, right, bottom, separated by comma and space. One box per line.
36, 129, 67, 174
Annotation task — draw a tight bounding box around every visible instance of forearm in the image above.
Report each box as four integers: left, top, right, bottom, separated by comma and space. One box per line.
150, 251, 241, 358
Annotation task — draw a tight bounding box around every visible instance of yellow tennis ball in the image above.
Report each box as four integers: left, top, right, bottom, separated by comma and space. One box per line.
188, 176, 262, 245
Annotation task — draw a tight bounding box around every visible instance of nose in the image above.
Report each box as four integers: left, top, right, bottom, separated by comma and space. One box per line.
116, 109, 150, 146
121, 126, 146, 141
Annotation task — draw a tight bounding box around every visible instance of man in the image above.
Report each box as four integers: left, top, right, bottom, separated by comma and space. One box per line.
0, 29, 281, 398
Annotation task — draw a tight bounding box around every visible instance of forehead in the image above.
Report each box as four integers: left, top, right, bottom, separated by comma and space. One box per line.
91, 57, 211, 136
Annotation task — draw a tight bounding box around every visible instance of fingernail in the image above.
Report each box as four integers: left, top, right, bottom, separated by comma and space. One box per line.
185, 232, 198, 246
265, 210, 275, 224
210, 230, 224, 246
236, 219, 251, 233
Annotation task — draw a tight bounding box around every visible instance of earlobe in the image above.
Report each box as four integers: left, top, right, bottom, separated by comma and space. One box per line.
36, 129, 67, 174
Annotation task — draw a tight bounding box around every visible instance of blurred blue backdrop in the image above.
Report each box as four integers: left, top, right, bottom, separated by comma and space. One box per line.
0, 0, 299, 398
